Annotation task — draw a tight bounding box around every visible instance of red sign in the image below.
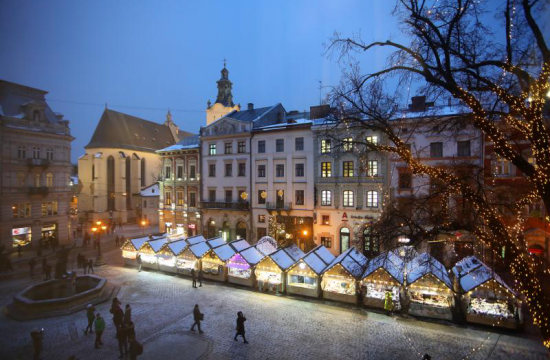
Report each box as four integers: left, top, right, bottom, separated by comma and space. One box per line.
188, 224, 196, 229
342, 212, 348, 221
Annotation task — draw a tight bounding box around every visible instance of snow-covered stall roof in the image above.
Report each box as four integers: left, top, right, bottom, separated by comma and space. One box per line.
301, 252, 329, 275
186, 235, 206, 245
239, 246, 265, 266
189, 241, 210, 258
392, 246, 419, 262
212, 244, 236, 262
325, 248, 367, 279
148, 238, 168, 253
129, 236, 151, 251
269, 248, 296, 271
256, 236, 278, 256
406, 253, 452, 289
206, 237, 226, 249
362, 251, 405, 284
166, 239, 188, 255
452, 256, 515, 294
315, 246, 336, 265
284, 244, 306, 261
229, 239, 252, 252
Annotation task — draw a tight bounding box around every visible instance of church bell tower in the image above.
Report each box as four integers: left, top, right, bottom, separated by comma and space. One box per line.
206, 60, 240, 125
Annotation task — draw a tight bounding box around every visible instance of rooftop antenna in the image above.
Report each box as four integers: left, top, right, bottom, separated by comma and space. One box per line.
318, 80, 322, 105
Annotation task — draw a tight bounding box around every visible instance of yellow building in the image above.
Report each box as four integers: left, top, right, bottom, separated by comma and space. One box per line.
206, 62, 240, 125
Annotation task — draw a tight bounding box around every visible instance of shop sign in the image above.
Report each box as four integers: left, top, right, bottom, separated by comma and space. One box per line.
42, 224, 57, 231
188, 224, 196, 229
12, 227, 31, 236
165, 222, 173, 227
350, 215, 374, 220
342, 212, 348, 221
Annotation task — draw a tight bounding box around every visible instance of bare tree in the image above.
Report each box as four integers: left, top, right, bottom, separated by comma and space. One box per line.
326, 0, 550, 347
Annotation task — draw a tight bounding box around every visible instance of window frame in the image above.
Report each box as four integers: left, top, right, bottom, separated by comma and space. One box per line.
295, 137, 304, 151
321, 190, 332, 206
343, 161, 354, 177
321, 162, 332, 177
343, 190, 354, 207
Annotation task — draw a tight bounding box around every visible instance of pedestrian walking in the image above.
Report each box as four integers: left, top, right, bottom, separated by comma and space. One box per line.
234, 311, 248, 343
84, 232, 90, 247
31, 328, 43, 360
116, 323, 129, 359
94, 313, 105, 349
84, 304, 95, 334
191, 268, 197, 288
43, 263, 51, 281
29, 258, 36, 277
88, 259, 94, 274
17, 244, 22, 257
111, 297, 123, 331
190, 304, 204, 333
198, 270, 203, 287
128, 335, 143, 360
136, 254, 142, 272
124, 304, 132, 324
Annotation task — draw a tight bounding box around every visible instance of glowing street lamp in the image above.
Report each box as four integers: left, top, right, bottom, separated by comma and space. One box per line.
141, 220, 147, 235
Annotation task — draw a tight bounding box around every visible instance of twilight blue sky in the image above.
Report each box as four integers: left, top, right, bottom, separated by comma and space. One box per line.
3, 1, 413, 162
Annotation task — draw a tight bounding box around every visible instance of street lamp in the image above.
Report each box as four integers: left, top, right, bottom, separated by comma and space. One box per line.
141, 220, 147, 235
94, 225, 106, 267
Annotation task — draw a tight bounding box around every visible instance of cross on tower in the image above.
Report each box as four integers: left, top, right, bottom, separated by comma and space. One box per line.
223, 58, 227, 68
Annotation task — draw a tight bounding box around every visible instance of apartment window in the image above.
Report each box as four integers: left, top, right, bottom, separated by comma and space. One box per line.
209, 189, 216, 202
34, 173, 41, 187
321, 236, 332, 248
177, 165, 183, 179
276, 139, 284, 152
165, 165, 172, 179
165, 191, 172, 205
343, 190, 354, 207
12, 203, 31, 218
399, 173, 412, 189
258, 164, 266, 178
343, 137, 353, 152
295, 163, 304, 177
238, 163, 246, 177
343, 161, 354, 177
225, 163, 232, 177
209, 164, 216, 177
322, 215, 330, 225
321, 162, 332, 177
295, 190, 304, 205
366, 135, 379, 145
276, 164, 285, 177
16, 172, 25, 187
258, 190, 266, 205
258, 140, 266, 153
225, 190, 232, 203
457, 140, 471, 157
209, 143, 217, 155
258, 214, 266, 223
225, 142, 232, 154
321, 190, 332, 206
189, 165, 196, 179
321, 139, 331, 153
17, 146, 26, 159
189, 192, 196, 207
495, 157, 510, 175
41, 201, 58, 216
295, 137, 304, 151
45, 173, 53, 187
430, 142, 443, 158
367, 160, 378, 177
33, 147, 41, 159
176, 190, 184, 206
366, 191, 378, 207
238, 141, 246, 153
46, 148, 54, 161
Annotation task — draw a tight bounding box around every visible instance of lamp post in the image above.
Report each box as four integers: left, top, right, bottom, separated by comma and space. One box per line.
141, 220, 147, 235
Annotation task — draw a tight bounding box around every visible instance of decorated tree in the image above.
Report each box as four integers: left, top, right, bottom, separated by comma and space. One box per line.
326, 0, 550, 346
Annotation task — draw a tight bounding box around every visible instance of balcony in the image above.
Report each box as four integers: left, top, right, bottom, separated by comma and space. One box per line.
28, 186, 49, 197
27, 158, 50, 168
266, 202, 292, 211
200, 201, 249, 210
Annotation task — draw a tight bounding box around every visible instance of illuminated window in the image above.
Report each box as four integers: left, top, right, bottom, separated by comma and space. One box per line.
366, 135, 378, 145
46, 173, 53, 187
322, 215, 330, 225
495, 157, 510, 175
343, 137, 353, 151
209, 143, 217, 155
366, 190, 378, 207
321, 162, 332, 177
321, 236, 332, 248
343, 190, 354, 207
367, 160, 378, 177
343, 161, 354, 177
165, 191, 172, 205
176, 190, 184, 206
321, 139, 331, 153
321, 190, 332, 206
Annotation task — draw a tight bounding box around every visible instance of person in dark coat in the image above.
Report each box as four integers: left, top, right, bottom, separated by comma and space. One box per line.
83, 231, 90, 247
191, 269, 197, 288
128, 335, 143, 360
111, 298, 124, 330
115, 235, 120, 247
123, 304, 132, 324
198, 270, 203, 287
85, 304, 95, 334
234, 311, 248, 343
190, 304, 203, 333
94, 313, 105, 349
88, 259, 94, 274
31, 328, 43, 360
116, 323, 129, 359
29, 258, 36, 277
136, 254, 142, 272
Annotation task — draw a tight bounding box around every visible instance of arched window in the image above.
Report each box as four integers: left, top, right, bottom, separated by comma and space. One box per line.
34, 173, 41, 187
207, 220, 217, 239
141, 157, 146, 187
107, 156, 115, 211
125, 157, 131, 210
340, 227, 350, 253
236, 221, 247, 240
45, 173, 53, 187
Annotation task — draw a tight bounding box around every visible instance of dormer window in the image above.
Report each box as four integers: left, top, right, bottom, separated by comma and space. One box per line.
33, 110, 40, 121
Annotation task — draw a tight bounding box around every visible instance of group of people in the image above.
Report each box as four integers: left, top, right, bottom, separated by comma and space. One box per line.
76, 253, 94, 274
190, 305, 249, 344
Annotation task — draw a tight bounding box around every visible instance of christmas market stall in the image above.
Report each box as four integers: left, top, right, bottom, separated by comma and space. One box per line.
255, 236, 278, 256
174, 237, 206, 276
158, 239, 187, 273
393, 246, 419, 263
283, 244, 306, 262
321, 248, 367, 304
453, 256, 522, 329
185, 235, 206, 246
255, 246, 296, 294
286, 245, 334, 299
227, 245, 265, 287
405, 253, 454, 320
229, 239, 252, 253
361, 250, 405, 310
138, 237, 169, 270
121, 234, 164, 266
201, 242, 235, 282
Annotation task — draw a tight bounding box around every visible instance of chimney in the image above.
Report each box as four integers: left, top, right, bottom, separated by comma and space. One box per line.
248, 103, 254, 111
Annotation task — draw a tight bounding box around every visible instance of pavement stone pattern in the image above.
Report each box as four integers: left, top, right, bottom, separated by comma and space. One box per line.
0, 244, 547, 360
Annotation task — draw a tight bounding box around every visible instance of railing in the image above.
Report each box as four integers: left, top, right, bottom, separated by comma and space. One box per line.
200, 201, 249, 210
266, 202, 292, 211
27, 158, 50, 168
28, 186, 49, 196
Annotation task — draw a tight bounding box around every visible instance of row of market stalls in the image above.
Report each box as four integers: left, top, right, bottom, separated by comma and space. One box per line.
122, 237, 522, 329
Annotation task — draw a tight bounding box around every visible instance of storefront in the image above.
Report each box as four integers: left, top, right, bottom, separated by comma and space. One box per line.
12, 226, 32, 248
453, 256, 522, 329
227, 246, 264, 287
42, 223, 58, 247
361, 251, 405, 310
321, 248, 367, 304
255, 247, 296, 294
286, 245, 334, 299
121, 235, 151, 266
405, 253, 454, 321
176, 246, 201, 276
187, 223, 197, 237
158, 239, 187, 273
138, 237, 168, 270
201, 243, 235, 282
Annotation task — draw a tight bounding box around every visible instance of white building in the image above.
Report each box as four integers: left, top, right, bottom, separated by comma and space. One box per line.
140, 182, 159, 226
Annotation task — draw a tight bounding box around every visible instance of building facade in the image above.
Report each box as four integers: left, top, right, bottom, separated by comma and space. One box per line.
0, 80, 74, 249
156, 135, 201, 236
205, 63, 240, 125
78, 109, 186, 226
140, 182, 159, 226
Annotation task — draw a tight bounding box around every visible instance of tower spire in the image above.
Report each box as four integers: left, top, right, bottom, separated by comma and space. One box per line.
216, 60, 234, 106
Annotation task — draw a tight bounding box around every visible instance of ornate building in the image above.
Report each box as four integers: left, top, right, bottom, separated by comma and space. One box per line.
205, 62, 240, 125
0, 80, 74, 249
78, 109, 187, 225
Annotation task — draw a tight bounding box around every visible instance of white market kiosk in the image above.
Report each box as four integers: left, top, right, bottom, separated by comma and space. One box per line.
157, 238, 187, 273
286, 245, 335, 299
121, 234, 165, 266
255, 247, 297, 294
201, 241, 235, 282
453, 256, 522, 329
361, 251, 405, 310
405, 253, 454, 321
138, 237, 169, 270
175, 237, 207, 276
227, 245, 265, 287
322, 248, 367, 304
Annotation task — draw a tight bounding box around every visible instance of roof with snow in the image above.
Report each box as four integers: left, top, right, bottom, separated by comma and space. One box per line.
293, 245, 334, 275
166, 239, 188, 256
147, 238, 168, 253
362, 251, 405, 284
392, 246, 419, 262
325, 248, 367, 279
254, 118, 312, 131
284, 244, 306, 261
189, 241, 210, 258
452, 256, 515, 295
229, 239, 252, 252
140, 182, 159, 197
129, 236, 151, 251
405, 253, 452, 289
238, 246, 265, 266
255, 236, 278, 256
157, 134, 199, 153
186, 235, 206, 246
268, 248, 297, 271
396, 104, 471, 120
211, 244, 235, 262
206, 237, 226, 249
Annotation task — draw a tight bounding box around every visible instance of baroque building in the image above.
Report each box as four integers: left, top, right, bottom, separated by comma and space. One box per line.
78, 109, 187, 225
0, 80, 74, 249
205, 62, 240, 126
